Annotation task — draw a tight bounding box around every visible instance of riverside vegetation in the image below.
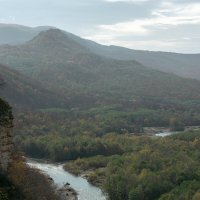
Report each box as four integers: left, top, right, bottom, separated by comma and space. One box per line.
64, 130, 200, 200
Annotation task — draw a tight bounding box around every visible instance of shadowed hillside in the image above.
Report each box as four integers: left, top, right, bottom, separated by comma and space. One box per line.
0, 64, 66, 108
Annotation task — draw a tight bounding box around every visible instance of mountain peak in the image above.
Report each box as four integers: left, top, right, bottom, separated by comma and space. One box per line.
28, 28, 88, 53
37, 28, 65, 37
29, 29, 67, 44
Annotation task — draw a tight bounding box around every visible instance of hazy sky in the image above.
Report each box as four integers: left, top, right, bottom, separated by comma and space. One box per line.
0, 0, 200, 53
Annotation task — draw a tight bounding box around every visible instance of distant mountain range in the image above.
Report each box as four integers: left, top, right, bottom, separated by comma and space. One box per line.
0, 28, 200, 110
0, 23, 51, 45
0, 23, 200, 80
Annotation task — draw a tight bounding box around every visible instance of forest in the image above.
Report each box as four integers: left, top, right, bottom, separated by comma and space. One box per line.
63, 130, 200, 200
12, 104, 200, 161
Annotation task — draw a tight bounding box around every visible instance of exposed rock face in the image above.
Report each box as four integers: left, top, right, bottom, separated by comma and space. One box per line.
0, 98, 13, 173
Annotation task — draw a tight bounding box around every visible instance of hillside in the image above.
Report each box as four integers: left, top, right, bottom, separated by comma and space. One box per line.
58, 30, 200, 80
60, 32, 200, 80
1, 24, 200, 80
0, 24, 200, 80
83, 43, 200, 80
0, 29, 200, 110
0, 64, 66, 108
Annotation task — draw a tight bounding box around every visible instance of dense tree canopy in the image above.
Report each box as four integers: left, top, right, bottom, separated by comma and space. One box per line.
64, 131, 200, 200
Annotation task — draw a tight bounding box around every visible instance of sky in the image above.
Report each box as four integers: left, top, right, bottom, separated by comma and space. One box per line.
0, 0, 200, 53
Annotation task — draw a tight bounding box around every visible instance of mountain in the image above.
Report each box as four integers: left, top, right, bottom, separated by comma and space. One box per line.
0, 23, 51, 45
1, 29, 200, 109
0, 29, 89, 74
61, 32, 200, 80
81, 44, 200, 80
0, 64, 66, 108
0, 23, 200, 80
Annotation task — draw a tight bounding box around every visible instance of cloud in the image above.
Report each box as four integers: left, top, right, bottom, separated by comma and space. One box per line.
153, 1, 200, 18
84, 1, 200, 52
99, 21, 149, 35
99, 2, 200, 34
0, 16, 15, 23
0, 0, 199, 52
0, 18, 6, 22
119, 39, 176, 50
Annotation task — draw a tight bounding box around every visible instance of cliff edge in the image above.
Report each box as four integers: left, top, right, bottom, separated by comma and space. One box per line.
0, 98, 13, 173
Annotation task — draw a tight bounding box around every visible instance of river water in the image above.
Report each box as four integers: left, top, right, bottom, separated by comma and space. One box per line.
27, 160, 107, 200
155, 131, 177, 137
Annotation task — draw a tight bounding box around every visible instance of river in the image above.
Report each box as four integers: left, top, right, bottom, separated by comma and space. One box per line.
27, 159, 107, 200
155, 131, 177, 137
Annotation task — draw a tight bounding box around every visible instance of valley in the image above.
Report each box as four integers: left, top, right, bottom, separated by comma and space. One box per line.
1, 24, 200, 200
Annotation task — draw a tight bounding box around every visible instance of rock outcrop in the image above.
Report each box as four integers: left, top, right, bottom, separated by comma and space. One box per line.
0, 98, 13, 173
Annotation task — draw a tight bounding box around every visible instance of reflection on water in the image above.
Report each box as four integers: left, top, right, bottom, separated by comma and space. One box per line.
27, 160, 106, 200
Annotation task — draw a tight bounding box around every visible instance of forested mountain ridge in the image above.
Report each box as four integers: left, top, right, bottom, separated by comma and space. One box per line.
83, 44, 200, 80
0, 23, 200, 80
63, 31, 200, 80
0, 64, 67, 108
1, 29, 200, 110
0, 29, 91, 75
